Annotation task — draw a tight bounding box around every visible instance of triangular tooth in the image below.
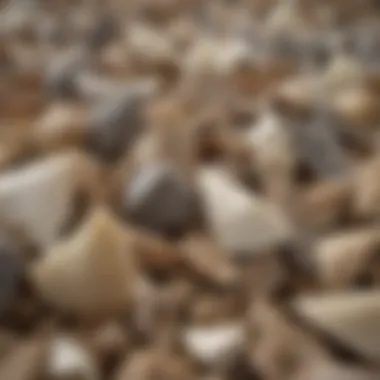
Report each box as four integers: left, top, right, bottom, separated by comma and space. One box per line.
0, 151, 99, 249
32, 207, 137, 320
197, 166, 292, 255
293, 291, 380, 362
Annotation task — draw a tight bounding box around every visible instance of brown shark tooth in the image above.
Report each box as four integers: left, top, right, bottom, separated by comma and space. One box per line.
314, 227, 380, 289
292, 290, 380, 363
31, 207, 138, 321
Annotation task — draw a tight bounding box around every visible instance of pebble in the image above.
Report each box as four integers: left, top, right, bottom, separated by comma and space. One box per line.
31, 207, 137, 320
124, 162, 198, 237
197, 165, 292, 255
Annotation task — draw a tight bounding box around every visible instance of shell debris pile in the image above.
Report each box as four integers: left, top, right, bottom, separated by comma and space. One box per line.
2, 0, 380, 379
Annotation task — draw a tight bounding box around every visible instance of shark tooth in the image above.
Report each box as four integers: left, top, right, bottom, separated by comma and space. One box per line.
293, 291, 380, 362
197, 165, 292, 255
32, 207, 137, 320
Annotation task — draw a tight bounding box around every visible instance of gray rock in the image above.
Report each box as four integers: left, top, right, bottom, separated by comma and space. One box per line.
124, 163, 198, 237
87, 90, 143, 162
46, 52, 85, 99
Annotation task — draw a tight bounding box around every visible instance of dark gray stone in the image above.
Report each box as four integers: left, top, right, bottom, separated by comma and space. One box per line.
124, 163, 198, 237
87, 90, 144, 162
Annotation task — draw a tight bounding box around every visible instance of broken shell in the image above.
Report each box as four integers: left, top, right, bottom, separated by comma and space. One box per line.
32, 207, 137, 320
124, 162, 199, 237
197, 165, 293, 255
47, 335, 100, 380
179, 233, 239, 288
0, 151, 100, 249
132, 229, 181, 272
299, 177, 352, 230
293, 290, 380, 362
314, 227, 380, 288
182, 322, 244, 367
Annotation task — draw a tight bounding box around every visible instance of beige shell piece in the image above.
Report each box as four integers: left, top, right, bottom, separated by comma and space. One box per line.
315, 227, 380, 288
0, 151, 100, 249
32, 207, 137, 320
46, 335, 100, 380
197, 165, 293, 255
293, 291, 380, 362
182, 322, 244, 366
